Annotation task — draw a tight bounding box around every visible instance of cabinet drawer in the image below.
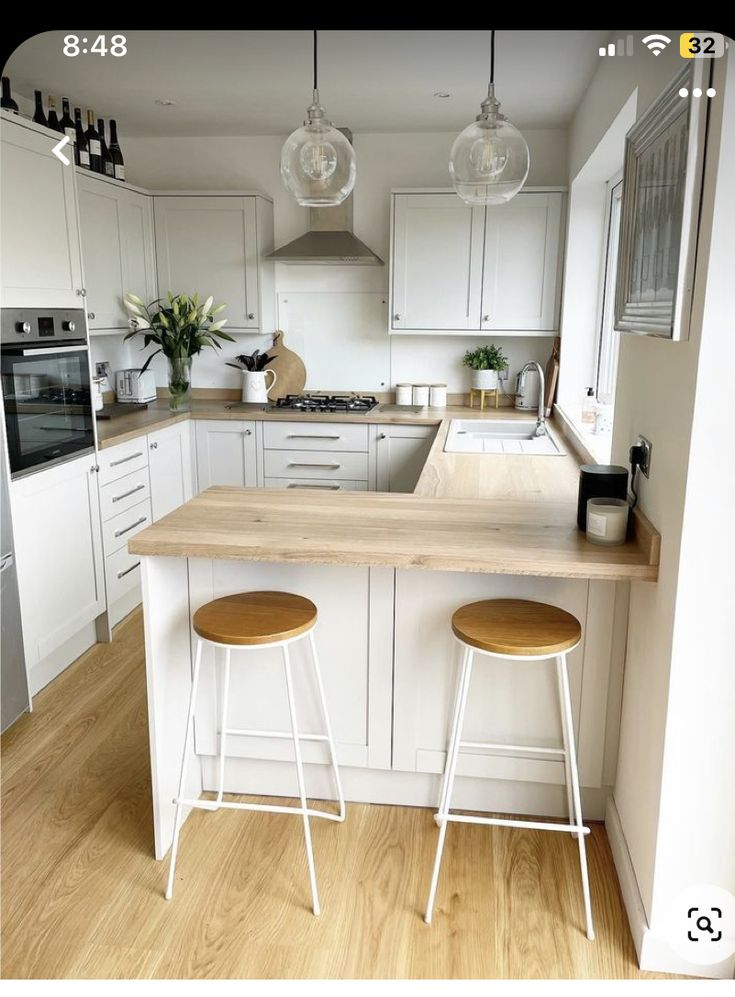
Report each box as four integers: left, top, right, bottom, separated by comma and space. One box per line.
263, 421, 369, 452
102, 498, 152, 555
263, 449, 369, 481
105, 544, 142, 607
264, 477, 368, 492
100, 467, 151, 521
98, 437, 149, 485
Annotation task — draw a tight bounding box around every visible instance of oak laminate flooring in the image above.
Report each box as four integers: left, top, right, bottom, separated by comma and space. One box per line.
1, 611, 676, 980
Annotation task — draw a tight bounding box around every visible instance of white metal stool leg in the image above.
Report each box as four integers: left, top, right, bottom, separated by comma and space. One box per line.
558, 653, 595, 941
215, 647, 231, 805
437, 644, 471, 818
308, 631, 345, 821
283, 642, 321, 916
556, 657, 576, 835
424, 647, 474, 925
165, 637, 204, 900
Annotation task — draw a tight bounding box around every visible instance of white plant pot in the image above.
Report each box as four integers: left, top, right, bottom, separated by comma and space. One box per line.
471, 369, 499, 390
241, 368, 277, 403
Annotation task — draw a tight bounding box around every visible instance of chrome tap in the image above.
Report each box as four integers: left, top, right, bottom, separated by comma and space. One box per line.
518, 361, 547, 436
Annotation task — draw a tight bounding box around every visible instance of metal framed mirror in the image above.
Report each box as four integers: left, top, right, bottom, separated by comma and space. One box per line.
615, 61, 711, 340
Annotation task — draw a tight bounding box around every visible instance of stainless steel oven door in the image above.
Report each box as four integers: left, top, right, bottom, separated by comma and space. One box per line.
1, 342, 95, 478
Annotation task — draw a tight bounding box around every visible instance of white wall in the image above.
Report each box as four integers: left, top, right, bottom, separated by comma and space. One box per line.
93, 129, 565, 394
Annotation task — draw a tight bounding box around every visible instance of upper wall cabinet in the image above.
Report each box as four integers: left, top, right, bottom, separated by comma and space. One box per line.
153, 194, 275, 333
0, 115, 84, 309
77, 173, 157, 332
389, 189, 565, 336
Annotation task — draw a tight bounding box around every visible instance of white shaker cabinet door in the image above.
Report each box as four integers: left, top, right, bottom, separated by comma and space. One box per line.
390, 193, 484, 332
0, 119, 84, 308
148, 421, 194, 521
481, 191, 563, 332
194, 420, 257, 491
375, 425, 436, 493
154, 196, 259, 330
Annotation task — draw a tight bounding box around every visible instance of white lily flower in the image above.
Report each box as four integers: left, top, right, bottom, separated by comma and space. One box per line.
210, 303, 227, 316
124, 292, 145, 308
208, 319, 228, 333
202, 295, 213, 315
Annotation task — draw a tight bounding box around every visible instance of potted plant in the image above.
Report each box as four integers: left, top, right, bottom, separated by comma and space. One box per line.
123, 292, 234, 411
462, 344, 509, 390
226, 350, 279, 403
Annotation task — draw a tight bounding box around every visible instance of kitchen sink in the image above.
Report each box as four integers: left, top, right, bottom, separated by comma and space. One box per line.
444, 419, 565, 456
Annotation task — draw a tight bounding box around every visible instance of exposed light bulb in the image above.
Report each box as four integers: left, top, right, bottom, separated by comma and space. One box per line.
299, 135, 338, 181
468, 130, 508, 179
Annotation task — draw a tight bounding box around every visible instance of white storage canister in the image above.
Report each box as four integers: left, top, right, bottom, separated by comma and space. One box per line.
412, 384, 430, 406
429, 383, 447, 408
395, 383, 413, 406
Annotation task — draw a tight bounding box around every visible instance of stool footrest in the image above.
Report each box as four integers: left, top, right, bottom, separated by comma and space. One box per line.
434, 812, 590, 835
458, 739, 566, 756
174, 795, 344, 822
224, 727, 328, 742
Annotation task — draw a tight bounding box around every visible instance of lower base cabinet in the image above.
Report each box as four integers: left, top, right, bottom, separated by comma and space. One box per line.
376, 425, 436, 492
195, 420, 257, 490
148, 421, 194, 520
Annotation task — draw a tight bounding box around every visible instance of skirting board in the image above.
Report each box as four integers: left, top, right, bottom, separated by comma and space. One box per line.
28, 621, 98, 696
605, 796, 735, 980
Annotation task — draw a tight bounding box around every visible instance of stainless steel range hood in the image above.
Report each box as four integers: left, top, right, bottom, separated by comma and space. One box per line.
268, 129, 383, 266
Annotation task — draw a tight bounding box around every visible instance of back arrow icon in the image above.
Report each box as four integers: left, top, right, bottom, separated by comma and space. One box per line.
52, 135, 71, 165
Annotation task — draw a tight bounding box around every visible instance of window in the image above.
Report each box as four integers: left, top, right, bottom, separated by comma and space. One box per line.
595, 176, 623, 403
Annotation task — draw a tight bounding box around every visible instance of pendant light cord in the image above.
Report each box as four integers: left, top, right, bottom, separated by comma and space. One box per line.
489, 29, 495, 86
313, 29, 318, 92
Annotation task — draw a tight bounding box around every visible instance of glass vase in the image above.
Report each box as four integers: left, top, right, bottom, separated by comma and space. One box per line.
167, 356, 192, 411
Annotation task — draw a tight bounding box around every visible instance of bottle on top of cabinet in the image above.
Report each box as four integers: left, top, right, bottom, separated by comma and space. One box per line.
1, 76, 19, 114
581, 387, 596, 428
108, 119, 125, 181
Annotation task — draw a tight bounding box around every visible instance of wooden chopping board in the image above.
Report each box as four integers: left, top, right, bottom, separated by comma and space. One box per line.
266, 330, 307, 401
544, 336, 561, 417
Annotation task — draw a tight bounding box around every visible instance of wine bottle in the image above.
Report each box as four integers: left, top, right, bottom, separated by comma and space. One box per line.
73, 107, 90, 169
60, 98, 75, 142
47, 96, 62, 133
32, 90, 47, 127
85, 110, 102, 172
109, 119, 125, 182
1, 77, 19, 114
98, 118, 114, 178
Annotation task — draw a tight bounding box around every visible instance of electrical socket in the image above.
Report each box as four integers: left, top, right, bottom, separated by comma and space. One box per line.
635, 435, 652, 477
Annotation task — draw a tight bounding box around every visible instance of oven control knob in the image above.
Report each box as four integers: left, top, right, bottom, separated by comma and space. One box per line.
62, 321, 76, 333
15, 321, 31, 335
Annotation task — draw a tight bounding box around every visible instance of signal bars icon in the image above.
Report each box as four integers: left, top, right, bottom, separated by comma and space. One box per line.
599, 34, 635, 57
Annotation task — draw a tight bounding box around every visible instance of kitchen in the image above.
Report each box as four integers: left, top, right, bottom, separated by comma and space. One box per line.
0, 28, 733, 984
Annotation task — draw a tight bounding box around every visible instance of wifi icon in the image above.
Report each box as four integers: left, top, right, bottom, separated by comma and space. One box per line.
642, 34, 672, 56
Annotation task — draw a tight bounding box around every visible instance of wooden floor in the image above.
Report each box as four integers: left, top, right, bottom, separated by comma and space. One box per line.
1, 610, 673, 980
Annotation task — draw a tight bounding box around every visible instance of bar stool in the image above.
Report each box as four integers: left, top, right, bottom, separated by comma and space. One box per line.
165, 591, 345, 916
424, 598, 594, 940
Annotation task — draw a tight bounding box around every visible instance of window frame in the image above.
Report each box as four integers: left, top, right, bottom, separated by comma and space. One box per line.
595, 172, 624, 404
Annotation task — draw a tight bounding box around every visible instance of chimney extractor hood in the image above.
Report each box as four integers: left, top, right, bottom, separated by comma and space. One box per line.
268, 128, 383, 266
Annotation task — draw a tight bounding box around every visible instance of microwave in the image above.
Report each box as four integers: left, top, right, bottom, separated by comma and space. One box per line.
116, 369, 157, 403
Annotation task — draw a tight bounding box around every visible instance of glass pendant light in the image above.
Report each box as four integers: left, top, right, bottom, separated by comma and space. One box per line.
449, 30, 529, 205
280, 30, 356, 207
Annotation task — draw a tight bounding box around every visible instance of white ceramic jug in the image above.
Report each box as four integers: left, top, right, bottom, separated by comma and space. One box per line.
241, 368, 277, 403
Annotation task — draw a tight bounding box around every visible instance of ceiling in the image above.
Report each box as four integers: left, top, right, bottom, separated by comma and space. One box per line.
4, 29, 610, 137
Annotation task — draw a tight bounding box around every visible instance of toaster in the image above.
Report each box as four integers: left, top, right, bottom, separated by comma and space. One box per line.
116, 368, 157, 403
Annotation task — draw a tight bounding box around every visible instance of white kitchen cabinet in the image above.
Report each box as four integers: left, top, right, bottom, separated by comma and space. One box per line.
9, 454, 104, 691
481, 191, 563, 331
389, 188, 565, 335
0, 114, 84, 309
390, 192, 484, 332
147, 421, 194, 521
375, 425, 436, 493
77, 173, 156, 332
153, 194, 275, 332
195, 420, 258, 490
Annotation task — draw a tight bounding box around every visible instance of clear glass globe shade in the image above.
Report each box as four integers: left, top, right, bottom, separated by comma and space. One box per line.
280, 120, 356, 207
450, 117, 530, 205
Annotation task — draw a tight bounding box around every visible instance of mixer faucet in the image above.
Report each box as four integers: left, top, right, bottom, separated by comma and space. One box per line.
518, 361, 546, 436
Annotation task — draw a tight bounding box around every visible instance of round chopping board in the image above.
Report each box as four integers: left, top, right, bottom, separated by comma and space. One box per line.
266, 330, 307, 401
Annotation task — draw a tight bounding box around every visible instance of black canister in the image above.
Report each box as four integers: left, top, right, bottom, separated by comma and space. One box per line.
577, 464, 628, 530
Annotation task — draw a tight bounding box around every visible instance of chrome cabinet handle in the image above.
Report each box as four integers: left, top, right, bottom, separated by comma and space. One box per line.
287, 462, 341, 470
87, 312, 96, 320
90, 464, 100, 473
111, 483, 145, 503
76, 288, 87, 297
286, 434, 341, 441
109, 451, 143, 468
114, 516, 148, 538
117, 561, 141, 579
483, 314, 490, 322
150, 442, 158, 449
248, 312, 255, 320
287, 483, 341, 490
378, 433, 386, 440
393, 314, 401, 321
243, 429, 252, 436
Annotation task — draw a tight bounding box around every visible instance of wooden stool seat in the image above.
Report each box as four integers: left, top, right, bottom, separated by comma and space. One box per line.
451, 598, 581, 656
193, 591, 317, 646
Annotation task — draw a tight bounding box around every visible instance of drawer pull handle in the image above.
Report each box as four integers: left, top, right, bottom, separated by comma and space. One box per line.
287, 483, 341, 490
117, 561, 141, 579
114, 516, 148, 538
286, 434, 342, 441
111, 483, 145, 503
109, 451, 144, 468
287, 462, 341, 470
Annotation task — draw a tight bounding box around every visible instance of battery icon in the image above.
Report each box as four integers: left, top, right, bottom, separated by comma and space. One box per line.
680, 32, 726, 58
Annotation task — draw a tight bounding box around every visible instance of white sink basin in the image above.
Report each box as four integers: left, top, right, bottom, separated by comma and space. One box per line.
444, 419, 565, 456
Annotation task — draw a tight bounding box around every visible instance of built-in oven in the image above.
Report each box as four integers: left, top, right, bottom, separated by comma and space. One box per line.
1, 308, 95, 479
